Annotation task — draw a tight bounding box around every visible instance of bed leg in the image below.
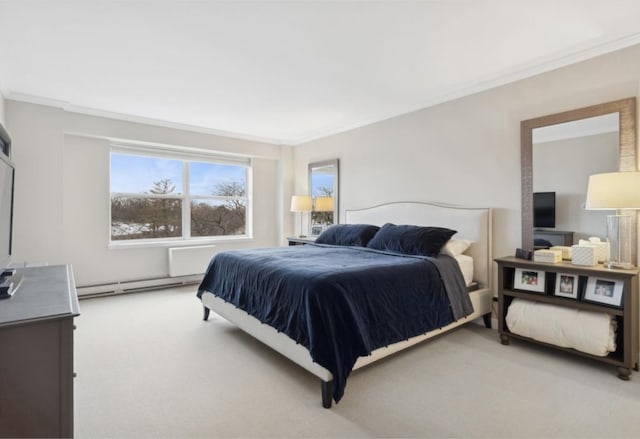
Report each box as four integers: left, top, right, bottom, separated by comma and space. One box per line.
321, 380, 333, 409
482, 312, 492, 329
203, 306, 210, 321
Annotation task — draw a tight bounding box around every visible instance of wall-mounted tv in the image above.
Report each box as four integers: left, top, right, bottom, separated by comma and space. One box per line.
0, 122, 15, 297
0, 122, 10, 157
533, 191, 555, 228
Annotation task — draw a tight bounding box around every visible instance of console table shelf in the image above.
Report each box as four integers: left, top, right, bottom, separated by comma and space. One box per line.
496, 256, 638, 380
503, 289, 625, 316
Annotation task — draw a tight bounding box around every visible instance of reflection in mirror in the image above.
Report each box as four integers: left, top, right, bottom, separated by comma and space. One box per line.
532, 113, 619, 245
308, 159, 339, 236
521, 97, 636, 262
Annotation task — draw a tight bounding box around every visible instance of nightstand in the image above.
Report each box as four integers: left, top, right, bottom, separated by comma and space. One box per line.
287, 237, 317, 246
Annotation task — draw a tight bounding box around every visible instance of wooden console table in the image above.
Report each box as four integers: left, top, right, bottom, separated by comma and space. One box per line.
0, 265, 80, 438
496, 256, 638, 380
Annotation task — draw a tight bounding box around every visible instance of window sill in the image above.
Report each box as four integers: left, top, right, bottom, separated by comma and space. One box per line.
108, 236, 254, 250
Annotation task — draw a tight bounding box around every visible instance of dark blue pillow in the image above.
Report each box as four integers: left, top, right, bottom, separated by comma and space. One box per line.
366, 223, 457, 256
315, 224, 380, 247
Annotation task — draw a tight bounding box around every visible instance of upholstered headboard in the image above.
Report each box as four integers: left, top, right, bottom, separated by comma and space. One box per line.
345, 201, 492, 291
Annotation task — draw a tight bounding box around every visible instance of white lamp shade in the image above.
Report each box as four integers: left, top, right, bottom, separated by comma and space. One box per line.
290, 195, 312, 212
585, 171, 640, 210
314, 196, 334, 212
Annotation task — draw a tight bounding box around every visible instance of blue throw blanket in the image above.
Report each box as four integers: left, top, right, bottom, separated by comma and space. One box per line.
197, 244, 472, 403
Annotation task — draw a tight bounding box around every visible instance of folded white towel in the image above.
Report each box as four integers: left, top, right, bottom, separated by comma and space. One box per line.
506, 298, 616, 356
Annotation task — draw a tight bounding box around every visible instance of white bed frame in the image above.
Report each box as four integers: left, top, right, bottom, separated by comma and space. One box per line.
200, 201, 493, 407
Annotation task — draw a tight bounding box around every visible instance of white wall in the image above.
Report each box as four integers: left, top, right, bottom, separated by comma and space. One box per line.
0, 90, 4, 125
6, 100, 290, 286
292, 43, 640, 286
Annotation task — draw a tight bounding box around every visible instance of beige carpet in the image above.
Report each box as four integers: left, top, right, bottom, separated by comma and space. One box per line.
75, 285, 640, 438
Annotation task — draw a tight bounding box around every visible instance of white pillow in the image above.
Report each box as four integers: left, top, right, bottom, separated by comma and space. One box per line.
455, 254, 474, 286
441, 238, 473, 257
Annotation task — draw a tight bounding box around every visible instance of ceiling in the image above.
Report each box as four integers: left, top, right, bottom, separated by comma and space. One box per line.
1, 1, 640, 146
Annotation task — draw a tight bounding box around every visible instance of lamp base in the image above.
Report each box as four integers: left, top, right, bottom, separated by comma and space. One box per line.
605, 261, 636, 270
606, 215, 634, 270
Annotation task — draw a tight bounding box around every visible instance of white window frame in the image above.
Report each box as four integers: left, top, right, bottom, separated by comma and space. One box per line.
109, 144, 253, 248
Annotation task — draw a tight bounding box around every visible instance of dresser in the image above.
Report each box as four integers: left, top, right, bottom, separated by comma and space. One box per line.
0, 265, 80, 438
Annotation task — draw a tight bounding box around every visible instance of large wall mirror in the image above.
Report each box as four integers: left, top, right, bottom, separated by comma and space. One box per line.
308, 159, 339, 236
521, 98, 637, 261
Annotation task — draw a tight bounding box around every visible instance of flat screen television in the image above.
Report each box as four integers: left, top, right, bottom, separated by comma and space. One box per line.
0, 121, 9, 157
0, 123, 15, 295
533, 191, 555, 228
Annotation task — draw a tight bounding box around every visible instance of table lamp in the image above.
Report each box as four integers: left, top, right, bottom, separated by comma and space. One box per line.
290, 195, 312, 238
585, 171, 640, 269
314, 196, 334, 212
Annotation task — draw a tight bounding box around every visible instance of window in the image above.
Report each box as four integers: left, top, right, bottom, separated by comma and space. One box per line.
110, 147, 250, 243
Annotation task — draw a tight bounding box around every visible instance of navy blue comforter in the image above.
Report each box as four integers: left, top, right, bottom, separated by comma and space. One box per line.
197, 244, 472, 403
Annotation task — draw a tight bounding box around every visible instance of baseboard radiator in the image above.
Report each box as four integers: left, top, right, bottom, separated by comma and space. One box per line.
77, 274, 203, 298
168, 245, 217, 277
76, 245, 217, 298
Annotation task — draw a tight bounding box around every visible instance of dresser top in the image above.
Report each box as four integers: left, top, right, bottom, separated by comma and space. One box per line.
0, 265, 79, 327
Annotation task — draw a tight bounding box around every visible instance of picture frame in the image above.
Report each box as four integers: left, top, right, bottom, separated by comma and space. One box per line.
554, 273, 579, 299
310, 225, 327, 236
513, 268, 546, 293
583, 276, 624, 307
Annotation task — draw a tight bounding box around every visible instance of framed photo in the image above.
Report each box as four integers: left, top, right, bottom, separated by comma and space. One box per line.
310, 225, 327, 236
583, 276, 624, 307
554, 273, 579, 299
514, 268, 546, 293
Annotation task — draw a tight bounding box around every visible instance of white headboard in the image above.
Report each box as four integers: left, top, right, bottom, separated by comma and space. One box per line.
345, 201, 492, 290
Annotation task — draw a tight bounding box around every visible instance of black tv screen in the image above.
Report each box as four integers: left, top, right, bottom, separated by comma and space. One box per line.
533, 192, 555, 228
0, 122, 9, 157
0, 152, 14, 274
0, 121, 13, 276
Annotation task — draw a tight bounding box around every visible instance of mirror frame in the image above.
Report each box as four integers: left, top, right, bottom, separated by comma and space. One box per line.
308, 159, 339, 233
521, 97, 637, 260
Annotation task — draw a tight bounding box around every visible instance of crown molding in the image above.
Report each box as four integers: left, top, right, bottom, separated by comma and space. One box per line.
6, 93, 69, 110
5, 92, 289, 146
289, 33, 640, 145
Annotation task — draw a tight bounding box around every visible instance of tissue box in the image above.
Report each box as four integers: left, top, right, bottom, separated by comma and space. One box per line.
550, 245, 572, 260
592, 242, 609, 263
534, 249, 562, 263
577, 240, 609, 263
571, 245, 598, 266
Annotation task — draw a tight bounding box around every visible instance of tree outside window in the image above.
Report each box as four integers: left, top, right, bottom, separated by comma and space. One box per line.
110, 151, 249, 242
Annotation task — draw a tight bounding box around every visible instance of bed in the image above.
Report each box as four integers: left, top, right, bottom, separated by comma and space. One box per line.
197, 201, 493, 407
